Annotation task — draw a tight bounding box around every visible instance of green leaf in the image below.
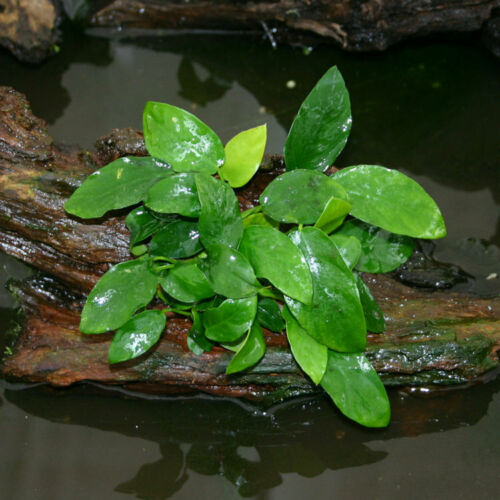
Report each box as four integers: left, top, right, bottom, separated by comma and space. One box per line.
226, 322, 266, 375
329, 234, 361, 270
187, 311, 213, 355
336, 219, 415, 273
284, 66, 352, 172
108, 310, 166, 364
260, 170, 348, 224
125, 206, 169, 247
256, 298, 285, 332
239, 225, 313, 304
282, 305, 327, 385
159, 262, 214, 303
219, 124, 267, 188
205, 244, 261, 299
195, 173, 243, 249
314, 197, 351, 234
65, 156, 172, 219
242, 212, 279, 228
354, 272, 385, 333
285, 227, 366, 352
143, 101, 224, 174
320, 350, 390, 428
145, 172, 201, 217
149, 220, 202, 259
333, 165, 447, 239
80, 259, 158, 334
203, 296, 257, 342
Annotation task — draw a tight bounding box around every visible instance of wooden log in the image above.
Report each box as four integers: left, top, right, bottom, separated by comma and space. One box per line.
0, 86, 499, 400
89, 0, 500, 51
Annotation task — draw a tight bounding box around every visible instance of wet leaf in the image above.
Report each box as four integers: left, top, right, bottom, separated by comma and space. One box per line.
205, 244, 261, 299
336, 219, 414, 273
320, 350, 390, 428
354, 272, 385, 333
239, 225, 313, 304
160, 262, 214, 303
333, 165, 446, 239
195, 173, 243, 249
187, 311, 213, 355
108, 310, 166, 364
260, 170, 348, 224
145, 172, 201, 217
65, 156, 172, 218
149, 220, 202, 259
203, 296, 257, 342
125, 206, 169, 247
80, 259, 158, 334
143, 101, 224, 174
226, 322, 266, 374
220, 124, 267, 188
314, 197, 352, 234
284, 66, 351, 171
283, 305, 327, 384
329, 234, 361, 270
285, 227, 366, 351
242, 212, 279, 228
256, 298, 285, 332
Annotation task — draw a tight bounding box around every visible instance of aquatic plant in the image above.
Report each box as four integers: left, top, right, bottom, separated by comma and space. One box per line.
65, 66, 446, 427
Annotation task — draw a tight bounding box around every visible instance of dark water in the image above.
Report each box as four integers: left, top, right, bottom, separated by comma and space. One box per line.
0, 28, 499, 499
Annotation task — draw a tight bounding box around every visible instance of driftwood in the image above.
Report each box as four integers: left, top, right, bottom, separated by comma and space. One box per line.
1, 1, 500, 62
0, 86, 499, 401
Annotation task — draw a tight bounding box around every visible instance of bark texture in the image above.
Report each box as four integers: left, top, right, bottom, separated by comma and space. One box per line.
0, 86, 499, 401
90, 0, 500, 51
1, 1, 500, 62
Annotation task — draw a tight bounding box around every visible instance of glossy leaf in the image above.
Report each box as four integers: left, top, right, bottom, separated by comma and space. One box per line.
256, 298, 285, 332
333, 165, 447, 239
285, 227, 366, 352
80, 259, 158, 334
239, 225, 313, 304
284, 66, 352, 172
226, 322, 266, 375
282, 305, 327, 385
145, 172, 201, 217
314, 197, 351, 234
187, 311, 213, 355
260, 170, 349, 224
195, 173, 243, 249
354, 272, 385, 333
125, 206, 169, 247
336, 219, 415, 273
329, 234, 361, 270
143, 101, 224, 174
149, 220, 202, 259
320, 350, 391, 428
203, 296, 257, 342
219, 124, 267, 188
108, 310, 166, 364
205, 244, 261, 299
242, 212, 279, 228
65, 156, 172, 218
160, 262, 214, 303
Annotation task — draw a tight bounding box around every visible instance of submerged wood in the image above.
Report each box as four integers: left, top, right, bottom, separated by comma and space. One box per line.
0, 86, 499, 401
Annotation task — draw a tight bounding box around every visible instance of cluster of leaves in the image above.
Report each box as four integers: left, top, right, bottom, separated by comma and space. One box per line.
65, 66, 446, 428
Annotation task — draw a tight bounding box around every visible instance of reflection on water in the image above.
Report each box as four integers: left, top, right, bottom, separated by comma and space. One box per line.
0, 25, 499, 500
2, 376, 499, 499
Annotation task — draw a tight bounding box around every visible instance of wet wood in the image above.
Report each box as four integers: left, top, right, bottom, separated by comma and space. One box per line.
90, 0, 500, 51
0, 86, 499, 400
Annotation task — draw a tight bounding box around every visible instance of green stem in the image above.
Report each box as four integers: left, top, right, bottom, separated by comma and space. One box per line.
162, 308, 192, 317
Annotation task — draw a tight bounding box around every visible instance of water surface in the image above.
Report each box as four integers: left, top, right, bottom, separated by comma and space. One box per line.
0, 29, 499, 499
